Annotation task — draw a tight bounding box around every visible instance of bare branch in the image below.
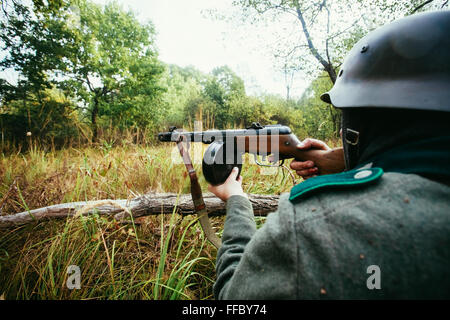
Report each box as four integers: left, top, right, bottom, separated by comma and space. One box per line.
293, 0, 328, 68
85, 74, 94, 92
0, 193, 280, 229
324, 3, 331, 67
326, 14, 364, 41
292, 0, 336, 82
412, 0, 434, 13
1, 0, 7, 17
275, 44, 309, 60
307, 0, 327, 29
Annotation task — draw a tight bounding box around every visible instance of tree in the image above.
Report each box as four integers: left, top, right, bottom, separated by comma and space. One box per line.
0, 0, 166, 143
0, 0, 71, 108
224, 0, 448, 138
230, 0, 448, 85
0, 88, 79, 147
203, 66, 246, 128
0, 0, 76, 146
156, 64, 218, 129
61, 0, 165, 141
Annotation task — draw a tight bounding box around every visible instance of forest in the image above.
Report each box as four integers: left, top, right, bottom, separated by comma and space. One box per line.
0, 0, 446, 300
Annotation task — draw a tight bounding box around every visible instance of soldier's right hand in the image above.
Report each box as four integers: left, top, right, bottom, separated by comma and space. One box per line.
290, 138, 331, 180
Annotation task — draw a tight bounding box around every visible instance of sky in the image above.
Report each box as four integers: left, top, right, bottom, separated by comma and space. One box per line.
93, 0, 308, 98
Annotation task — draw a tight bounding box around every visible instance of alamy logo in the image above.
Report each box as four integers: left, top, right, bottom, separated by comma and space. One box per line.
366, 265, 381, 290
67, 265, 81, 289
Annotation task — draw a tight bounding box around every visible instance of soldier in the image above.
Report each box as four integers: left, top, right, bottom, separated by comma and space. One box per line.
208, 11, 450, 299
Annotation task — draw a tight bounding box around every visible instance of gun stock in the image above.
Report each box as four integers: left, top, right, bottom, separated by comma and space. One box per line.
234, 133, 344, 176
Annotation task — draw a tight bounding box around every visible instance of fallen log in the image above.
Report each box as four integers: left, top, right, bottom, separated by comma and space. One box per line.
0, 193, 280, 229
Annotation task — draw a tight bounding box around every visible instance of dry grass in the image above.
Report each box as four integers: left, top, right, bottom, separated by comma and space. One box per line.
0, 138, 340, 299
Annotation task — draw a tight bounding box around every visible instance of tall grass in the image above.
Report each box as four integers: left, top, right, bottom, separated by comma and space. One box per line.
0, 137, 341, 299
0, 211, 216, 299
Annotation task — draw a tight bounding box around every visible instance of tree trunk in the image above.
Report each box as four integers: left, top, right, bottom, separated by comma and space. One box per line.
91, 95, 99, 143
325, 64, 337, 84
0, 193, 280, 229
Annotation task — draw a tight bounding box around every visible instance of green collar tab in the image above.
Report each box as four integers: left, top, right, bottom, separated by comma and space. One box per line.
289, 167, 384, 203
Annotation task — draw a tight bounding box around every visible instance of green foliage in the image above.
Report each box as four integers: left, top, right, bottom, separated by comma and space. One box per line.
160, 64, 256, 130
297, 72, 340, 140
0, 1, 72, 102
146, 59, 340, 139
61, 0, 166, 140
161, 64, 205, 127
0, 0, 166, 144
202, 66, 246, 128
0, 88, 80, 149
0, 0, 352, 149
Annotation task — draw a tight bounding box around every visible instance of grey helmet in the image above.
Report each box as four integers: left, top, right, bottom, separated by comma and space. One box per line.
321, 10, 450, 112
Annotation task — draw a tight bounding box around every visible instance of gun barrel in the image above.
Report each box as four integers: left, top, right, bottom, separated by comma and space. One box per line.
158, 125, 292, 144
157, 131, 205, 142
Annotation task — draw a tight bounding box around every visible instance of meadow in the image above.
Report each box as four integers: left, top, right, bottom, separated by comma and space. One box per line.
0, 132, 335, 300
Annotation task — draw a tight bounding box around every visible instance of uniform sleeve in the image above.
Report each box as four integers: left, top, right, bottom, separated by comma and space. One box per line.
214, 195, 256, 299
214, 193, 298, 300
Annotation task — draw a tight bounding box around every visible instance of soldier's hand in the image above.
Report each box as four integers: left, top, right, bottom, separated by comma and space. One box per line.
208, 167, 248, 202
290, 138, 331, 180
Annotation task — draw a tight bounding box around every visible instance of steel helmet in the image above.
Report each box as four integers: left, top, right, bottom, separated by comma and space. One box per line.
320, 10, 450, 112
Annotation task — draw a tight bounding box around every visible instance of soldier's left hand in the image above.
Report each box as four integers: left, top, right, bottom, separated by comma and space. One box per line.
208, 167, 247, 202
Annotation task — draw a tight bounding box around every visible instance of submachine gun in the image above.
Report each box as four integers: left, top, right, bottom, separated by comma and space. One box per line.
158, 122, 343, 185
158, 122, 344, 248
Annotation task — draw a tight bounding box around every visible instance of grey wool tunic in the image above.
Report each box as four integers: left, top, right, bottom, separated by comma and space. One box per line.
214, 172, 450, 299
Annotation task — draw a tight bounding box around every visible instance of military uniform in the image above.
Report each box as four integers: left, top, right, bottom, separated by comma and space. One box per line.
214, 11, 450, 300
214, 168, 450, 299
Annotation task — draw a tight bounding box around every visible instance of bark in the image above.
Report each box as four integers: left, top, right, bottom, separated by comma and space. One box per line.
91, 94, 99, 143
0, 193, 280, 229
